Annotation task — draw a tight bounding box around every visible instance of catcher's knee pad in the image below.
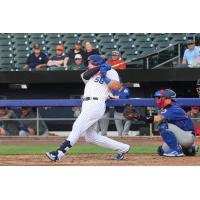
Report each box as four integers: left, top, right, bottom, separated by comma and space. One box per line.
157, 145, 164, 156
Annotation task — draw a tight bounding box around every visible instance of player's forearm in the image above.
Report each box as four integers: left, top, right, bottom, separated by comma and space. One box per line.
83, 66, 101, 80
107, 79, 121, 90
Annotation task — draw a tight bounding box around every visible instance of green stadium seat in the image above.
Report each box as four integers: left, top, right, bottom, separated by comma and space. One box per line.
79, 33, 96, 41
134, 40, 152, 48
132, 33, 149, 40
12, 38, 29, 46
45, 33, 62, 39
0, 51, 13, 58
114, 33, 132, 40
0, 34, 12, 40
29, 33, 45, 39
62, 33, 79, 41
153, 41, 171, 49
14, 51, 30, 58
12, 33, 28, 39
0, 58, 14, 71
0, 40, 12, 46
0, 46, 13, 51
96, 33, 114, 40
138, 46, 155, 55
149, 33, 167, 39
168, 33, 186, 44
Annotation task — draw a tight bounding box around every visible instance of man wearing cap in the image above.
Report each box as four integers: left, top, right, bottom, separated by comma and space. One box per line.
68, 54, 85, 70
24, 43, 49, 70
182, 40, 200, 67
107, 50, 126, 70
19, 107, 49, 136
66, 41, 86, 66
0, 107, 19, 136
47, 44, 68, 70
187, 106, 200, 136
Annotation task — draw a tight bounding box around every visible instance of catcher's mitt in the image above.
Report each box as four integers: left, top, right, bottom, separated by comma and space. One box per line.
123, 104, 139, 120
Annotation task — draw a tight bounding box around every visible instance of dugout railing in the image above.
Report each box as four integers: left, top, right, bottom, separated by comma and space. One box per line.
0, 98, 200, 136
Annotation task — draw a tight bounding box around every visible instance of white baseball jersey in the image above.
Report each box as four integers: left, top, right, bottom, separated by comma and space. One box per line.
81, 69, 119, 99
64, 67, 130, 155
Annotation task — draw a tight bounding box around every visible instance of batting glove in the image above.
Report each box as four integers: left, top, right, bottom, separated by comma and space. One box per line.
100, 63, 111, 71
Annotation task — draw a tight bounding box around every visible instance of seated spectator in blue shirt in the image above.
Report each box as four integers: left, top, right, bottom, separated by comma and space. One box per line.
24, 43, 49, 70
109, 80, 131, 136
47, 45, 67, 71
182, 40, 200, 67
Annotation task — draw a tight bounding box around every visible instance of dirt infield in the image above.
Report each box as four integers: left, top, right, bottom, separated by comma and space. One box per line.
0, 136, 200, 166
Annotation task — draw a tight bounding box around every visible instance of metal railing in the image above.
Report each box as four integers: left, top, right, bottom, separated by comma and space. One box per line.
129, 42, 181, 69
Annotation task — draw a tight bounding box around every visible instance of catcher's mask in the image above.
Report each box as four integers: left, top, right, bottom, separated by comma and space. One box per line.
154, 89, 176, 109
87, 54, 106, 66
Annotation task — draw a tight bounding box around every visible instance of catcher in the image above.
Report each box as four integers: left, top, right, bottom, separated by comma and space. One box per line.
124, 89, 199, 157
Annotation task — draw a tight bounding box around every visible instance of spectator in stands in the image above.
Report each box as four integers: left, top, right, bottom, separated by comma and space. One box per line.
107, 50, 126, 70
182, 40, 200, 67
187, 106, 200, 136
66, 41, 85, 66
84, 41, 100, 65
68, 54, 85, 70
24, 43, 49, 70
47, 44, 68, 70
19, 107, 49, 136
0, 107, 19, 136
109, 79, 131, 136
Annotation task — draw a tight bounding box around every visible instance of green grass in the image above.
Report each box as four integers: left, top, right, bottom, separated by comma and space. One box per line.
0, 144, 158, 155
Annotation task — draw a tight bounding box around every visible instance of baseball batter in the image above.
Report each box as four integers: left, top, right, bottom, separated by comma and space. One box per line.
46, 55, 130, 161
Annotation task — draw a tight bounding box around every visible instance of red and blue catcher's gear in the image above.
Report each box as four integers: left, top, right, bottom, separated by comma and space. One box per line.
154, 89, 176, 109
87, 54, 106, 66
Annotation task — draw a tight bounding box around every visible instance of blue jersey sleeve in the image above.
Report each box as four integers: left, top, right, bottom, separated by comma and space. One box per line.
119, 87, 130, 99
161, 106, 187, 121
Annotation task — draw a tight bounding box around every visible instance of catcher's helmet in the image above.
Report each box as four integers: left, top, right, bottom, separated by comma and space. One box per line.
154, 89, 176, 109
154, 89, 176, 101
196, 78, 200, 97
87, 54, 106, 66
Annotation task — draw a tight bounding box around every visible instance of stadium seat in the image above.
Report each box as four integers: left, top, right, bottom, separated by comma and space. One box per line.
153, 40, 171, 49
79, 33, 96, 42
0, 39, 12, 46
168, 33, 186, 44
0, 58, 14, 71
96, 33, 114, 42
0, 34, 12, 40
45, 33, 62, 39
12, 33, 28, 39
0, 51, 13, 58
132, 33, 149, 40
12, 38, 29, 46
29, 33, 45, 39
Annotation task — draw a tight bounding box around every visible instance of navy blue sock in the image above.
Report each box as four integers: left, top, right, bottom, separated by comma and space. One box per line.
158, 122, 178, 151
58, 140, 72, 153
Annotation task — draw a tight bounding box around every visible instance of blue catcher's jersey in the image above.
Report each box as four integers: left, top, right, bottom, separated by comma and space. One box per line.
161, 104, 194, 131
112, 86, 130, 113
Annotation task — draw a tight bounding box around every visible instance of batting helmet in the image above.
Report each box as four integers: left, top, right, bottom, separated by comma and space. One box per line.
87, 54, 106, 66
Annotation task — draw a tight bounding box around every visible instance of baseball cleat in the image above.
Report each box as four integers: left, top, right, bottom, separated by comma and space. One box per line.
114, 145, 130, 160
163, 149, 184, 157
46, 150, 65, 162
